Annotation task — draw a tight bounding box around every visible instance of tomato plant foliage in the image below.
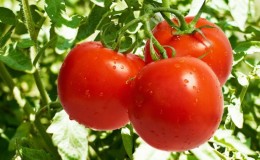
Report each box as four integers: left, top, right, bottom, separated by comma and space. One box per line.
0, 0, 259, 160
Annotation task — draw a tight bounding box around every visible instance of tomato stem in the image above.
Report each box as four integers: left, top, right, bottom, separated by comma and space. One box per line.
143, 20, 168, 59
162, 0, 171, 18
112, 18, 143, 51
151, 7, 188, 31
188, 2, 206, 28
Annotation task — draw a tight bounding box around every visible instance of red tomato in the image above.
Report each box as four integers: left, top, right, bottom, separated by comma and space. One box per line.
128, 57, 223, 151
144, 17, 233, 86
58, 41, 144, 131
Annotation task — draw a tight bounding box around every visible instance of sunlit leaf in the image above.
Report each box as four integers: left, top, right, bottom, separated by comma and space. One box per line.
121, 125, 133, 160
45, 0, 82, 28
47, 110, 88, 160
228, 0, 249, 30
187, 0, 206, 16
133, 139, 170, 160
214, 129, 255, 155
191, 143, 222, 160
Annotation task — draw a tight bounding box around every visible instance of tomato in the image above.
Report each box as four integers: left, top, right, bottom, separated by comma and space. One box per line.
58, 41, 144, 131
128, 57, 223, 151
144, 17, 233, 86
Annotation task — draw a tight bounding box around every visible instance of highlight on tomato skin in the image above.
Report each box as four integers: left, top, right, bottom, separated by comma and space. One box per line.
128, 57, 224, 151
144, 16, 233, 86
57, 41, 144, 131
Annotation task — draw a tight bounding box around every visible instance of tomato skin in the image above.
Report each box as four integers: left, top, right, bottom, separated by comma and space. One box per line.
58, 41, 144, 131
144, 17, 233, 86
128, 57, 223, 151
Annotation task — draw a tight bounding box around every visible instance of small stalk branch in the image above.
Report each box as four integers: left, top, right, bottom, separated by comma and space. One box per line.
21, 0, 37, 42
33, 70, 51, 106
143, 21, 167, 59
0, 62, 15, 90
162, 0, 171, 18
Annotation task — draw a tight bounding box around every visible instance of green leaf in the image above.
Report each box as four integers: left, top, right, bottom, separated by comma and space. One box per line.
20, 147, 53, 160
0, 7, 16, 25
75, 5, 109, 42
0, 44, 34, 73
214, 129, 256, 155
187, 0, 206, 16
45, 0, 82, 28
17, 39, 35, 48
9, 122, 31, 151
234, 41, 260, 55
228, 0, 249, 30
0, 26, 15, 48
191, 143, 222, 160
133, 139, 170, 160
47, 110, 88, 160
101, 22, 121, 48
121, 125, 133, 160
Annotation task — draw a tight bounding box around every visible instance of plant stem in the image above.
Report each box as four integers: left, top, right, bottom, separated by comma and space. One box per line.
33, 35, 57, 66
34, 117, 60, 159
152, 7, 188, 30
21, 0, 37, 42
0, 62, 15, 90
162, 0, 171, 18
143, 21, 167, 59
112, 18, 143, 50
33, 70, 51, 106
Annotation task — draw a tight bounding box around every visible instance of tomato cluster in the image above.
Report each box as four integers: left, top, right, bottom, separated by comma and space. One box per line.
58, 17, 233, 151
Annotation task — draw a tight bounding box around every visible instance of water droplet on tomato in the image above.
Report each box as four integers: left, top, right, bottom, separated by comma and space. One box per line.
184, 79, 189, 83
120, 65, 124, 69
149, 90, 153, 95
99, 92, 104, 97
113, 66, 116, 69
85, 90, 90, 98
192, 86, 197, 90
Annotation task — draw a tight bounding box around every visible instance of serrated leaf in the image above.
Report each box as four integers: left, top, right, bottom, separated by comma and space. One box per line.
45, 0, 82, 28
191, 143, 222, 160
133, 139, 170, 160
0, 44, 34, 73
47, 110, 88, 160
20, 147, 53, 160
0, 7, 16, 25
187, 0, 206, 16
121, 125, 133, 160
228, 0, 249, 30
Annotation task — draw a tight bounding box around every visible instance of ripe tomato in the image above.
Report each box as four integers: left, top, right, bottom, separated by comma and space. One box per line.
58, 41, 144, 131
128, 57, 223, 151
144, 17, 233, 86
